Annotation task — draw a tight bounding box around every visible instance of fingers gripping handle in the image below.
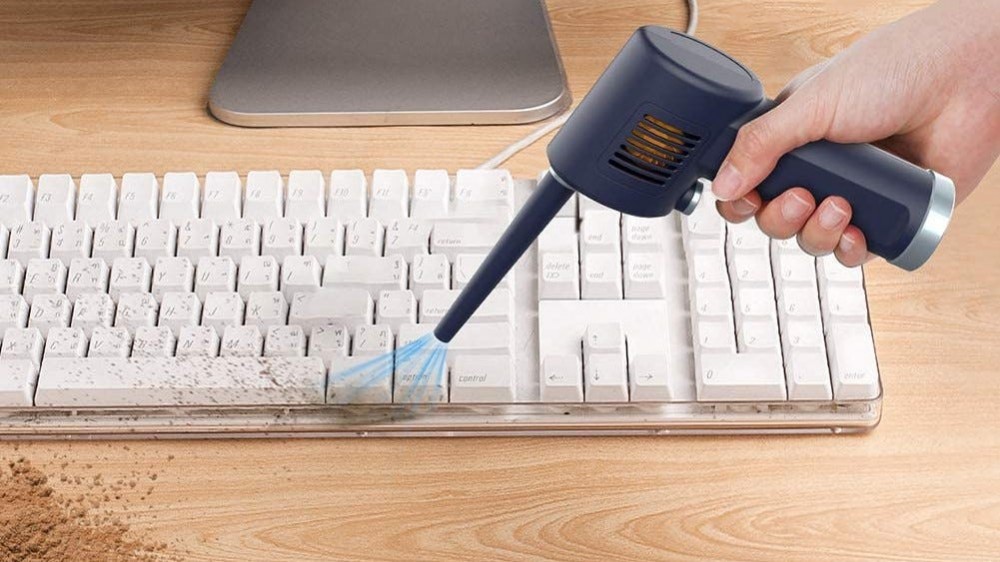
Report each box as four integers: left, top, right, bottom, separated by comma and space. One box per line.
754, 139, 955, 270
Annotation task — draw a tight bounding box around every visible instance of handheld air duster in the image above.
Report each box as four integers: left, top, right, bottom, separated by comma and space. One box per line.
434, 26, 955, 343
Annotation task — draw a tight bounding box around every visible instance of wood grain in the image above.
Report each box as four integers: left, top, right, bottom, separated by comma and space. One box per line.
1, 1, 998, 560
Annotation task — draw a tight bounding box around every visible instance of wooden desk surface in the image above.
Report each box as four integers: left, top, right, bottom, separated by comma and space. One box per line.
1, 1, 998, 560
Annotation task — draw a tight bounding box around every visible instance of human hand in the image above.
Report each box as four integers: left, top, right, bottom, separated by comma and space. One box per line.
711, 0, 1000, 266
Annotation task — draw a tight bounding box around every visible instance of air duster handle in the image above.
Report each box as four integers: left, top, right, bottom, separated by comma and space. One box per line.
746, 107, 954, 271
434, 173, 573, 343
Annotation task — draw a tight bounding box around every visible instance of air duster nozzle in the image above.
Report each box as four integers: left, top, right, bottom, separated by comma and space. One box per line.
434, 173, 572, 342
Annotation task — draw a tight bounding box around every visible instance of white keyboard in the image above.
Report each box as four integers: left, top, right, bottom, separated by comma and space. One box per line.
0, 170, 881, 437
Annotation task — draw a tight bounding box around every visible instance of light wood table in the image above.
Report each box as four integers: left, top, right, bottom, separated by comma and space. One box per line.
1, 1, 997, 560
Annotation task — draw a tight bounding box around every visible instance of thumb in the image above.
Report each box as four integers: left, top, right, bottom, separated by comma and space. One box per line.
711, 91, 829, 201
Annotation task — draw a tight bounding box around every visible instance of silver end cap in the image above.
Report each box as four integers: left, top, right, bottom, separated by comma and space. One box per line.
888, 171, 956, 271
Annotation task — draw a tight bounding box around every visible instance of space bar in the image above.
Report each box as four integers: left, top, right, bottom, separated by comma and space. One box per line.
34, 357, 327, 407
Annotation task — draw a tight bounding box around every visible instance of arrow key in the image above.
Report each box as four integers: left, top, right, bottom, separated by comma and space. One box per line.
540, 355, 583, 403
629, 354, 671, 401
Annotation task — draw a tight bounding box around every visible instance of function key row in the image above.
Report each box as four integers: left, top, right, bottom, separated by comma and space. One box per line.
0, 169, 515, 227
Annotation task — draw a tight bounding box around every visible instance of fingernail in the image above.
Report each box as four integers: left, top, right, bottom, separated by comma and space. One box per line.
781, 192, 812, 221
711, 161, 742, 201
732, 196, 758, 216
818, 200, 849, 230
839, 234, 854, 253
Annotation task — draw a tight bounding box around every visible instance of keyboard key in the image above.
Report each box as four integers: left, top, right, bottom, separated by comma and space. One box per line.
87, 326, 133, 358
410, 169, 450, 218
785, 349, 833, 400
818, 255, 863, 288
308, 325, 349, 369
629, 354, 672, 401
8, 222, 52, 264
821, 285, 869, 328
70, 294, 115, 335
621, 216, 666, 253
303, 217, 344, 258
134, 219, 178, 261
584, 322, 625, 361
77, 174, 118, 224
579, 211, 621, 258
369, 169, 409, 221
220, 325, 264, 357
202, 292, 245, 333
0, 295, 30, 333
151, 257, 195, 301
453, 253, 512, 291
244, 170, 284, 220
0, 260, 25, 295
264, 325, 307, 358
538, 252, 580, 300
34, 174, 76, 226
289, 288, 373, 332
194, 256, 237, 301
238, 255, 280, 299
158, 292, 202, 335
114, 293, 159, 335
827, 323, 880, 400
623, 253, 665, 299
344, 218, 385, 256
692, 286, 734, 323
451, 355, 514, 403
281, 255, 323, 301
245, 291, 288, 330
0, 175, 34, 227
584, 353, 628, 402
454, 169, 514, 214
44, 327, 89, 359
118, 173, 159, 225
23, 259, 67, 305
109, 257, 152, 302
92, 221, 135, 261
351, 324, 392, 357
773, 251, 817, 290
323, 255, 406, 299
50, 222, 94, 265
219, 219, 261, 260
375, 290, 417, 330
328, 170, 367, 221
262, 218, 303, 261
177, 218, 219, 260
60, 263, 99, 311
696, 351, 786, 401
285, 170, 325, 222
384, 219, 431, 260
394, 355, 447, 404
540, 355, 583, 402
419, 289, 510, 324
581, 253, 623, 299
131, 326, 176, 358
0, 359, 38, 407
203, 171, 242, 219
410, 254, 450, 298
2, 327, 45, 366
430, 222, 503, 261
176, 326, 220, 358
27, 293, 72, 334
160, 172, 201, 221
737, 319, 781, 354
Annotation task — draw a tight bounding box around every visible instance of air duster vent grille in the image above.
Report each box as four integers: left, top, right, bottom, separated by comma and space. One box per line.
609, 114, 701, 186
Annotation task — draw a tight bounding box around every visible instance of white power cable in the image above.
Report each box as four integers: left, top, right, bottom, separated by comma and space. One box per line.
478, 0, 699, 170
